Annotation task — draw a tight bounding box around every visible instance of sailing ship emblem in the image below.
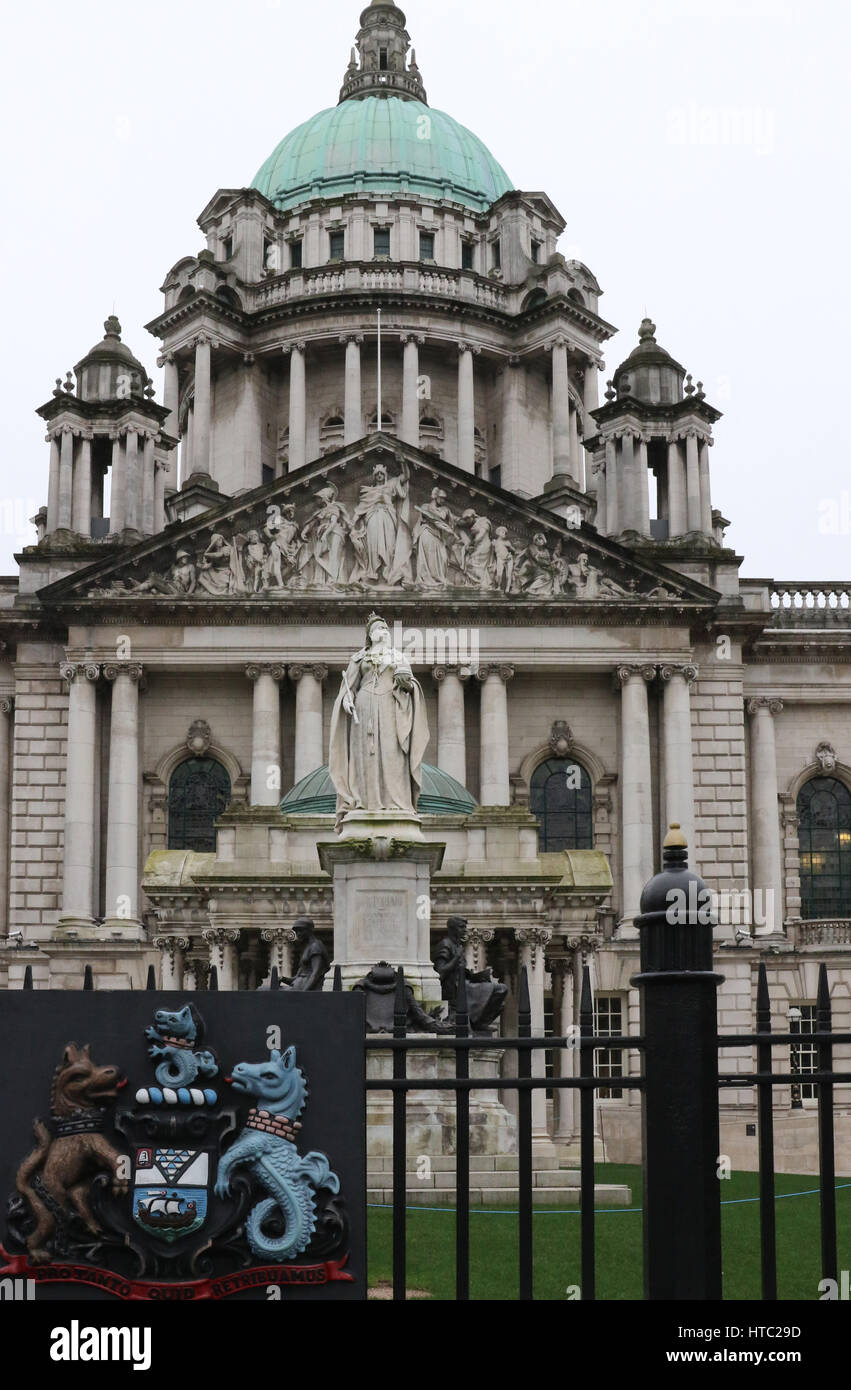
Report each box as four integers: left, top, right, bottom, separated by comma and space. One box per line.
132, 1147, 210, 1242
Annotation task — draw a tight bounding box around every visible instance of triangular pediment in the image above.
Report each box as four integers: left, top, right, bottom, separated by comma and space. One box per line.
38, 435, 719, 619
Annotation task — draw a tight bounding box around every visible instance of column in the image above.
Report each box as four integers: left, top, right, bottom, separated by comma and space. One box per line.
699, 439, 713, 535
433, 666, 467, 785
685, 431, 702, 532
748, 698, 784, 933
667, 439, 687, 537
247, 663, 285, 805
193, 335, 212, 476
550, 338, 571, 480
287, 341, 307, 471
400, 334, 420, 446
343, 335, 363, 445
500, 357, 524, 492
582, 361, 599, 442
59, 663, 100, 927
636, 437, 651, 536
515, 927, 553, 1146
261, 926, 298, 982
71, 436, 92, 537
617, 664, 656, 926
153, 458, 167, 533
457, 342, 476, 473
620, 432, 637, 531
124, 429, 139, 532
605, 438, 619, 534
46, 435, 61, 532
478, 665, 513, 805
203, 927, 240, 991
103, 662, 143, 928
161, 352, 180, 488
569, 400, 584, 490
155, 934, 189, 989
0, 696, 13, 937
141, 434, 156, 535
58, 428, 74, 529
550, 956, 576, 1141
290, 664, 328, 783
660, 664, 697, 860
109, 432, 126, 533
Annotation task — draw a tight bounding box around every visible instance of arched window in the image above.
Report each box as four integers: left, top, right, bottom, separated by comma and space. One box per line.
530, 758, 593, 852
797, 776, 851, 919
168, 758, 231, 853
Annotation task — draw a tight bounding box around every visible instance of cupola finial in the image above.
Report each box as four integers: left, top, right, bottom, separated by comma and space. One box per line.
339, 0, 428, 104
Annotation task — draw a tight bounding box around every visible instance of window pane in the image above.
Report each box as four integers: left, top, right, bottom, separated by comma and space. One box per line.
529, 758, 593, 852
374, 228, 390, 256
168, 758, 231, 853
797, 777, 851, 918
419, 232, 435, 260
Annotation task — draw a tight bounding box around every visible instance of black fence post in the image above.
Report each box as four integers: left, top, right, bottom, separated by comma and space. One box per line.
632, 824, 724, 1300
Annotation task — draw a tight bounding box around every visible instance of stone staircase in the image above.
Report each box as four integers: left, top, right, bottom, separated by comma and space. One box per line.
368, 1154, 632, 1206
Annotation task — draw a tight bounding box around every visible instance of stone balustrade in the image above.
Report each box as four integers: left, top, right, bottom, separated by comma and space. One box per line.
769, 583, 851, 627
249, 261, 508, 311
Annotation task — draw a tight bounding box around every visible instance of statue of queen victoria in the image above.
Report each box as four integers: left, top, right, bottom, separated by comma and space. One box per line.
328, 613, 429, 833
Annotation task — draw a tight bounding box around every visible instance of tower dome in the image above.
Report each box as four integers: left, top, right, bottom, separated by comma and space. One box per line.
252, 2, 513, 214
613, 319, 686, 407
73, 317, 149, 404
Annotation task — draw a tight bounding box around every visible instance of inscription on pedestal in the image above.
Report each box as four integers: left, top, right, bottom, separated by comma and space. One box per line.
352, 889, 409, 959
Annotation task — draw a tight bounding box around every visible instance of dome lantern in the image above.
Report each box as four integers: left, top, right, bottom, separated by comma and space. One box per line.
339, 0, 427, 104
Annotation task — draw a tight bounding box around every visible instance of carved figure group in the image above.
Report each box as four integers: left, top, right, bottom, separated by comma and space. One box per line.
86, 461, 674, 604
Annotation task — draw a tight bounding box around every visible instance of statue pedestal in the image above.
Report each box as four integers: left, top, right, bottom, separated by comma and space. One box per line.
366, 1043, 517, 1159
318, 817, 445, 1002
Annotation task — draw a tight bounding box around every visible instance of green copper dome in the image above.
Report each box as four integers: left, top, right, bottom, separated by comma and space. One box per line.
252, 97, 513, 214
280, 763, 476, 816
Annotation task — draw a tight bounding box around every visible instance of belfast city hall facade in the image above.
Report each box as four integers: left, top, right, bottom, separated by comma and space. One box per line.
1, 0, 849, 1171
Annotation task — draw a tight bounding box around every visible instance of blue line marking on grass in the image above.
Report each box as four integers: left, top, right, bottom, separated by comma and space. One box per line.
367, 1181, 851, 1216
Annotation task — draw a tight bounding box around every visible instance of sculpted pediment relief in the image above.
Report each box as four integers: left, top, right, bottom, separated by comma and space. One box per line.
39, 440, 711, 609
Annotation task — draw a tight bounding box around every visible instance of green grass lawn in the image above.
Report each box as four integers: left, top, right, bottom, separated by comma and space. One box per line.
367, 1165, 851, 1300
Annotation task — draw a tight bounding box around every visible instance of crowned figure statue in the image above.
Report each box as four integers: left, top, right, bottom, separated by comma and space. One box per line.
328, 613, 429, 833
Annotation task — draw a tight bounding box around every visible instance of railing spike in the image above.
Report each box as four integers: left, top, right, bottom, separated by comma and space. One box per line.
146, 964, 157, 991
756, 960, 770, 1023
579, 962, 593, 1023
817, 962, 831, 1017
270, 965, 280, 991
208, 964, 219, 992
23, 964, 33, 990
333, 964, 342, 992
83, 964, 94, 991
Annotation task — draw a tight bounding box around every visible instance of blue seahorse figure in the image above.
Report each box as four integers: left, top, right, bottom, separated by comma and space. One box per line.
214, 1046, 340, 1262
145, 1004, 218, 1089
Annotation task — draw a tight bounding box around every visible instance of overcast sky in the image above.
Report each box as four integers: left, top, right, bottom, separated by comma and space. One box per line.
1, 0, 848, 579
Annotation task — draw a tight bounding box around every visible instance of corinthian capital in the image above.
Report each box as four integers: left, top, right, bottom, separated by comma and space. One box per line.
60, 661, 101, 685
747, 696, 783, 716
659, 663, 699, 685
616, 663, 656, 688
246, 663, 286, 683
103, 662, 144, 683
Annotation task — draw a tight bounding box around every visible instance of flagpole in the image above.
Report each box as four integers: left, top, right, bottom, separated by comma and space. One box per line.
377, 306, 382, 431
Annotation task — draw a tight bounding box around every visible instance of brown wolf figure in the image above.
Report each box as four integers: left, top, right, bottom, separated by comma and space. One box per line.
15, 1043, 127, 1264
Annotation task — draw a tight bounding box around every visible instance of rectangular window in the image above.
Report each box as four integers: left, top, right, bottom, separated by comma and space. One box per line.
491, 238, 501, 270
419, 231, 435, 261
461, 241, 474, 271
531, 238, 541, 263
374, 227, 391, 257
221, 235, 233, 261
594, 996, 624, 1100
379, 46, 388, 70
791, 1004, 818, 1102
329, 230, 345, 261
290, 238, 303, 269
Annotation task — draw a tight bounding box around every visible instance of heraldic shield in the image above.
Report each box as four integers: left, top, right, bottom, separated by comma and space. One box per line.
132, 1146, 210, 1243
